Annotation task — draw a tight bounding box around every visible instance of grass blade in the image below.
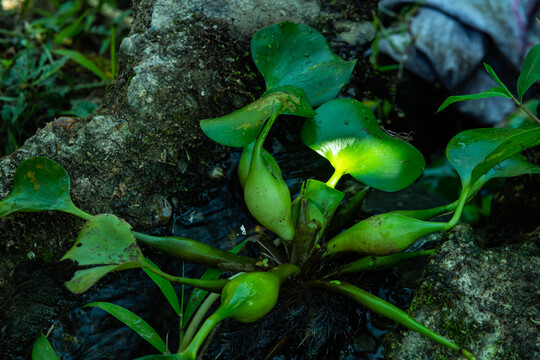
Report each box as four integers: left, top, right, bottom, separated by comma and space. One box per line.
51, 48, 110, 82
143, 258, 182, 317
84, 301, 166, 353
436, 87, 512, 113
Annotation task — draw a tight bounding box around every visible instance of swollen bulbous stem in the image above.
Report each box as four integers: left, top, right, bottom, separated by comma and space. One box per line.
326, 213, 447, 256
133, 232, 257, 267
244, 109, 295, 241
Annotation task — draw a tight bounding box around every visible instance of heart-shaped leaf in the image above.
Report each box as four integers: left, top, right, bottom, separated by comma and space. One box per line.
517, 43, 540, 102
62, 214, 147, 293
302, 98, 425, 191
252, 22, 356, 107
0, 157, 89, 219
200, 85, 314, 147
446, 127, 540, 190
84, 302, 166, 353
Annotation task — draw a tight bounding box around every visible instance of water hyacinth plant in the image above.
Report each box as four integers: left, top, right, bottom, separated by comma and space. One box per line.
5, 22, 540, 359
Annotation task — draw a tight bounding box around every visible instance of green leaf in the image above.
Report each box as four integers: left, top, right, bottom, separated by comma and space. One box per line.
32, 333, 60, 360
302, 98, 425, 191
517, 43, 540, 102
85, 302, 166, 353
474, 153, 540, 190
31, 56, 70, 86
51, 48, 110, 83
446, 127, 540, 189
134, 356, 181, 360
54, 9, 90, 45
436, 87, 512, 113
200, 85, 314, 147
0, 157, 88, 219
143, 258, 182, 317
182, 268, 221, 328
483, 63, 512, 96
252, 22, 356, 107
62, 214, 147, 293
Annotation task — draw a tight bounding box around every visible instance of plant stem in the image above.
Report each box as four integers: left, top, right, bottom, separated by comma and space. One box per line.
444, 187, 470, 230
179, 311, 226, 360
67, 206, 93, 221
307, 280, 476, 360
133, 232, 257, 267
253, 107, 282, 157
179, 292, 220, 352
143, 264, 228, 293
510, 95, 540, 124
518, 101, 540, 124
325, 168, 345, 189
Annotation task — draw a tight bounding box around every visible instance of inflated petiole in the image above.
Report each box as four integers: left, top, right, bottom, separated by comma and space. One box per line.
243, 109, 296, 241
325, 213, 446, 256
307, 280, 476, 360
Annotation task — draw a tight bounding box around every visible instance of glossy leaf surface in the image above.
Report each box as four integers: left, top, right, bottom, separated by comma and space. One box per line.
32, 333, 60, 360
200, 85, 314, 147
0, 157, 87, 219
446, 127, 540, 189
302, 98, 425, 191
85, 302, 166, 353
62, 214, 147, 293
517, 43, 540, 102
252, 22, 356, 107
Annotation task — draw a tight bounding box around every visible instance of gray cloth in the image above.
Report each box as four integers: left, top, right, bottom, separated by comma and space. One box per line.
379, 0, 540, 123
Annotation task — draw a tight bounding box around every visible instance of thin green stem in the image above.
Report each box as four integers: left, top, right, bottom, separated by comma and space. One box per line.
143, 264, 228, 293
180, 311, 226, 360
444, 187, 470, 230
307, 280, 476, 360
179, 292, 220, 352
253, 107, 282, 157
518, 101, 540, 124
66, 206, 93, 221
325, 168, 345, 189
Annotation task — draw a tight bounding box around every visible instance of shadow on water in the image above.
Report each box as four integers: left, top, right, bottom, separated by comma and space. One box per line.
51, 127, 428, 360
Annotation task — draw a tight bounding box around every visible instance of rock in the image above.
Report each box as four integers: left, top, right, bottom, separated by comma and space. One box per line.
384, 224, 540, 360
2, 0, 367, 358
